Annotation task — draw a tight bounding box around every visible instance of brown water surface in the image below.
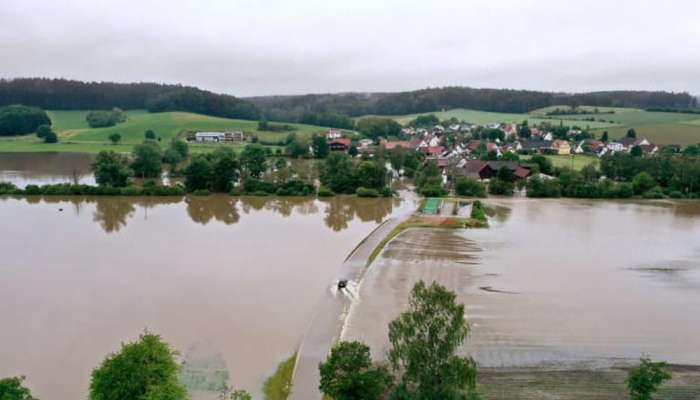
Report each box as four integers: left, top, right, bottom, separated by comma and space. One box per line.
343, 199, 700, 368
0, 152, 95, 187
0, 194, 403, 400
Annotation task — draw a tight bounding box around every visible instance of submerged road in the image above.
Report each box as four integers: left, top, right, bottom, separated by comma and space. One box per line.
289, 192, 416, 400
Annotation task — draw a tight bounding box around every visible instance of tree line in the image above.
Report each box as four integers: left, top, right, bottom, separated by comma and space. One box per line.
0, 78, 260, 120
248, 87, 697, 121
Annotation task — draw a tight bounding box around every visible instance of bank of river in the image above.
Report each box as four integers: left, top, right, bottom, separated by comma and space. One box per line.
0, 194, 409, 400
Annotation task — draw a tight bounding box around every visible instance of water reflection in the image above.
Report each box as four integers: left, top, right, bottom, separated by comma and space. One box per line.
0, 195, 399, 234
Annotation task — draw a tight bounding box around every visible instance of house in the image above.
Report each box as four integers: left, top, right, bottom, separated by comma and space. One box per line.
422, 146, 445, 157
328, 138, 351, 152
195, 132, 226, 142
552, 140, 572, 155
457, 160, 531, 181
575, 139, 604, 154
459, 160, 493, 180
485, 123, 501, 130
400, 128, 416, 136
485, 161, 532, 180
225, 131, 245, 142
358, 139, 374, 149
520, 139, 554, 154
607, 142, 625, 152
619, 137, 650, 149
503, 124, 518, 137
381, 140, 412, 150
639, 144, 659, 156
327, 129, 343, 140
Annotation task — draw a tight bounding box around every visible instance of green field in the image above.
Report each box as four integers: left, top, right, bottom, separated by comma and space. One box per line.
379, 108, 619, 130
377, 106, 700, 146
0, 110, 333, 153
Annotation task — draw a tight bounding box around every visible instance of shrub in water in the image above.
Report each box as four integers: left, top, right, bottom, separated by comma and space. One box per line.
317, 187, 335, 197
356, 187, 380, 198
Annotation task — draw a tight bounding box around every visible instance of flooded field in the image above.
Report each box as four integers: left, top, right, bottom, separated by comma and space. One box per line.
343, 199, 700, 368
0, 152, 95, 187
0, 194, 405, 400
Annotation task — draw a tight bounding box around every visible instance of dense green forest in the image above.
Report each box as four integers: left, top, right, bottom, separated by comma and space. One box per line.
0, 78, 260, 120
248, 87, 697, 123
1, 79, 696, 129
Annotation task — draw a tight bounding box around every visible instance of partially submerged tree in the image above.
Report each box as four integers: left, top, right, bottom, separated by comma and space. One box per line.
0, 376, 38, 400
90, 331, 187, 400
131, 141, 163, 178
388, 281, 478, 399
626, 356, 671, 400
319, 341, 392, 400
92, 151, 131, 187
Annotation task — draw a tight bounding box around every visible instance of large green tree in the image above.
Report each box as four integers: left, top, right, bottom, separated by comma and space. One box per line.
0, 376, 37, 400
319, 152, 358, 194
356, 117, 401, 140
92, 151, 131, 187
210, 147, 239, 192
0, 105, 51, 136
319, 341, 392, 400
131, 141, 163, 178
240, 144, 267, 178
90, 332, 187, 400
311, 134, 330, 159
388, 281, 478, 399
184, 156, 213, 192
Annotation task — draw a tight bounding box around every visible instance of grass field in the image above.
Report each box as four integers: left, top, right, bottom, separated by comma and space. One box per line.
0, 110, 332, 154
377, 106, 700, 146
546, 154, 599, 170
379, 108, 619, 130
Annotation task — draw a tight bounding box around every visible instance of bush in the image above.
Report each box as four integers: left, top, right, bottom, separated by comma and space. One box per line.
0, 104, 51, 136
381, 187, 393, 197
356, 187, 380, 198
488, 178, 514, 196
317, 187, 335, 197
668, 190, 684, 199
470, 200, 487, 222
192, 189, 211, 196
252, 190, 270, 197
642, 186, 665, 199
44, 130, 58, 143
420, 184, 446, 197
229, 186, 242, 196
526, 176, 561, 198
632, 172, 657, 195
454, 177, 486, 197
0, 181, 19, 195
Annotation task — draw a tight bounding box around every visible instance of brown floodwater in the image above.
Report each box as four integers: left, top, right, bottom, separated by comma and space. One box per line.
0, 194, 406, 400
343, 199, 700, 368
0, 152, 96, 187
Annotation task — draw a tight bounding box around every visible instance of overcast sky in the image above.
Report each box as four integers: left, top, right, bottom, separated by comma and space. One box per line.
2, 0, 699, 97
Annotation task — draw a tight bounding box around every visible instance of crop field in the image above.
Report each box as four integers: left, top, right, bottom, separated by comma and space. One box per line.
381, 106, 700, 146
0, 110, 331, 153
382, 108, 619, 130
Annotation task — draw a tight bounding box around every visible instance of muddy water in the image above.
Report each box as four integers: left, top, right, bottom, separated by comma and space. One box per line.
0, 194, 403, 400
343, 199, 700, 368
0, 152, 96, 187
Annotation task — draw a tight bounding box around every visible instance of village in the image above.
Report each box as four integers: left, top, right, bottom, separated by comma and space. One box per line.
323, 119, 667, 185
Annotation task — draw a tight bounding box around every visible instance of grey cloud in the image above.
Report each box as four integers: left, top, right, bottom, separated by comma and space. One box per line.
1, 0, 699, 96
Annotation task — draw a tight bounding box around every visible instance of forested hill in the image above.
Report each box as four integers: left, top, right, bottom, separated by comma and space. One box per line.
248, 87, 698, 122
0, 78, 260, 120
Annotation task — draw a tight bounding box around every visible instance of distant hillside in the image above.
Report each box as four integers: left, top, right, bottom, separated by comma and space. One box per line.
0, 78, 260, 121
248, 87, 697, 123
